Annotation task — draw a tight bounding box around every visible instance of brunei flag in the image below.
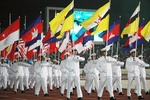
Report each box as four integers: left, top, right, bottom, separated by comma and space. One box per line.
121, 3, 140, 38
49, 0, 74, 39
141, 21, 150, 42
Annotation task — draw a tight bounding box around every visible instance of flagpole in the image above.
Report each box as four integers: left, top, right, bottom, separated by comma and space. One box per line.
9, 13, 11, 25
135, 2, 140, 57
111, 43, 113, 56
106, 0, 111, 56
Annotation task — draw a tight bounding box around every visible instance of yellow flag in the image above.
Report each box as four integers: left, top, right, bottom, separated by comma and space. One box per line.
141, 21, 150, 42
59, 10, 74, 38
81, 2, 110, 30
49, 0, 74, 35
121, 17, 139, 38
91, 14, 109, 35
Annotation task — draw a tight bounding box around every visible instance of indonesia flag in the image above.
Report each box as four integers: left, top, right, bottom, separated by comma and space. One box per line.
0, 18, 20, 51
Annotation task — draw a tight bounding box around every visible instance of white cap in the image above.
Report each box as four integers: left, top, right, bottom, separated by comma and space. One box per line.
64, 52, 70, 56
138, 55, 143, 58
113, 55, 118, 58
1, 57, 4, 60
46, 58, 51, 60
33, 59, 37, 61
39, 54, 45, 57
130, 49, 136, 53
88, 57, 91, 60
91, 53, 96, 56
101, 47, 110, 52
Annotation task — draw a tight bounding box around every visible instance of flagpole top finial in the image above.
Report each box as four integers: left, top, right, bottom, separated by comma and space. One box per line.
143, 18, 145, 20
40, 11, 42, 14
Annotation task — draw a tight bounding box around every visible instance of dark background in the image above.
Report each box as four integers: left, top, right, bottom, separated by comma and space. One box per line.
0, 0, 150, 44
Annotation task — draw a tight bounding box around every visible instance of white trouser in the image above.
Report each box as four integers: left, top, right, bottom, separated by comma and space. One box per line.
127, 76, 141, 96
98, 76, 114, 97
35, 77, 48, 95
48, 76, 53, 90
0, 76, 8, 89
14, 76, 24, 92
86, 74, 99, 93
84, 74, 89, 91
9, 75, 15, 89
67, 75, 83, 98
112, 76, 123, 93
61, 74, 68, 94
135, 76, 149, 93
24, 75, 29, 89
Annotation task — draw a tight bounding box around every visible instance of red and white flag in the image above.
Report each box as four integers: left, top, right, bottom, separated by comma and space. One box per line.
0, 18, 20, 51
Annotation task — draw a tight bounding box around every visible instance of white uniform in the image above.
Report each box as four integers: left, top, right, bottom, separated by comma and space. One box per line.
29, 63, 35, 89
14, 62, 25, 92
83, 62, 90, 92
112, 60, 124, 93
85, 60, 99, 94
23, 62, 31, 90
47, 61, 53, 90
96, 56, 116, 98
134, 59, 149, 93
52, 64, 61, 89
0, 63, 9, 89
126, 56, 148, 96
34, 61, 49, 95
66, 55, 85, 99
9, 63, 16, 89
60, 59, 69, 95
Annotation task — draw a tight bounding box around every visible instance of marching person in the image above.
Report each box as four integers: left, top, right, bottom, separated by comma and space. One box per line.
52, 59, 61, 89
85, 53, 99, 95
83, 57, 91, 92
34, 55, 49, 96
112, 55, 124, 95
66, 48, 85, 100
0, 58, 10, 91
96, 47, 116, 100
23, 58, 31, 91
60, 52, 70, 96
126, 49, 148, 100
134, 55, 150, 95
47, 58, 53, 91
13, 57, 25, 93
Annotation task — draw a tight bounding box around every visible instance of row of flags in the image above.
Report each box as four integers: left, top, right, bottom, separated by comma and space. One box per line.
0, 0, 150, 61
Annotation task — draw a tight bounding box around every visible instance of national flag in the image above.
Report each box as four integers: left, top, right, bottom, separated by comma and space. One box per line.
141, 21, 150, 42
122, 20, 144, 51
7, 41, 17, 61
17, 39, 27, 59
21, 16, 42, 42
49, 0, 74, 38
0, 18, 20, 51
91, 14, 110, 35
60, 40, 72, 59
103, 19, 120, 45
81, 1, 110, 30
58, 31, 70, 53
121, 3, 140, 38
42, 29, 51, 43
